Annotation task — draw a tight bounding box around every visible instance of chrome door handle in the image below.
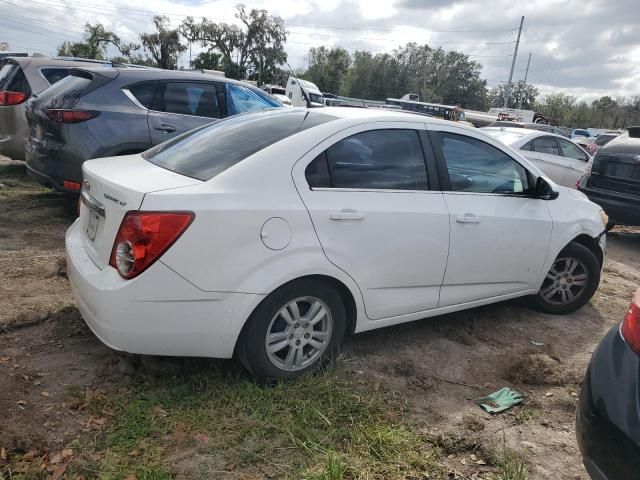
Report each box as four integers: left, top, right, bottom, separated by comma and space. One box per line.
456, 214, 481, 223
330, 209, 364, 221
153, 124, 176, 133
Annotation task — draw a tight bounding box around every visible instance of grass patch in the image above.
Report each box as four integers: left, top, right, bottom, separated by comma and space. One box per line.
490, 449, 531, 480
64, 361, 443, 479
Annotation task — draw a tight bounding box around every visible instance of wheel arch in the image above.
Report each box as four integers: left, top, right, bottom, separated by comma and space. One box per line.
234, 274, 359, 357
568, 234, 604, 268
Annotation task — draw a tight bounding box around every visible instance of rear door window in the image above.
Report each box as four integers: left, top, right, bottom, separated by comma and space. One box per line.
530, 136, 560, 156
156, 81, 222, 118
40, 68, 70, 85
0, 63, 31, 95
226, 83, 281, 115
128, 81, 158, 109
321, 129, 429, 190
557, 138, 588, 162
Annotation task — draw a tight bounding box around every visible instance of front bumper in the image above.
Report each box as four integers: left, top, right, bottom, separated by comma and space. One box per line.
65, 219, 263, 358
576, 326, 640, 480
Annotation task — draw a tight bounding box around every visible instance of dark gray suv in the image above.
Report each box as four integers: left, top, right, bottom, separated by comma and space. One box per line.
25, 68, 282, 192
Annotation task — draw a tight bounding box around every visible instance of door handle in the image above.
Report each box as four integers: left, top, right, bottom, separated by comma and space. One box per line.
456, 213, 481, 224
153, 124, 176, 133
330, 209, 364, 221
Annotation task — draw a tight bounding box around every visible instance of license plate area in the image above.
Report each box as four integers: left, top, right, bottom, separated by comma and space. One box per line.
81, 190, 105, 243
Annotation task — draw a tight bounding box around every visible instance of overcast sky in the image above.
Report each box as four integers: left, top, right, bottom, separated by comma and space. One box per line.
2, 0, 639, 103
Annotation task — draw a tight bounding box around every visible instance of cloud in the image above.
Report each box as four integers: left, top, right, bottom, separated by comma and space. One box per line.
3, 0, 639, 102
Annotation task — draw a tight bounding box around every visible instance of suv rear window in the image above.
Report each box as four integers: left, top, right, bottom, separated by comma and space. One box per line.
144, 110, 336, 181
41, 68, 70, 85
0, 63, 31, 95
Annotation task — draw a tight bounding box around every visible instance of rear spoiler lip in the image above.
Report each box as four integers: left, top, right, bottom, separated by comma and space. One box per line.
68, 67, 120, 81
2, 57, 31, 69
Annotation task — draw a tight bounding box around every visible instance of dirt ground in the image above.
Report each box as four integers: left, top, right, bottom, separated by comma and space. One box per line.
0, 156, 638, 479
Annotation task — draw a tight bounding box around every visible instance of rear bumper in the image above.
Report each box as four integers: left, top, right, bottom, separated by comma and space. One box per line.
0, 105, 29, 160
579, 178, 640, 226
25, 141, 83, 193
576, 326, 640, 480
65, 219, 264, 358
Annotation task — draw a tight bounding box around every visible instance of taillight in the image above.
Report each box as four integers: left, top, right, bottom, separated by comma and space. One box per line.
45, 109, 99, 123
0, 91, 27, 106
109, 211, 194, 279
620, 288, 640, 356
63, 180, 81, 191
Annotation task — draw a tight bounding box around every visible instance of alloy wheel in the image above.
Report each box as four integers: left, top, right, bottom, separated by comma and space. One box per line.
265, 296, 333, 372
540, 256, 589, 305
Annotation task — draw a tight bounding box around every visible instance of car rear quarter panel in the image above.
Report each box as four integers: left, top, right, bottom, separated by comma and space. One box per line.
144, 121, 368, 319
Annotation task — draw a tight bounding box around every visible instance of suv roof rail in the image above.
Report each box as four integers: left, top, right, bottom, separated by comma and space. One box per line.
53, 56, 113, 64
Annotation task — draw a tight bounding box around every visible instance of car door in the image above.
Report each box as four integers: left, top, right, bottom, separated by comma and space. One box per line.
521, 135, 566, 184
428, 124, 553, 307
148, 81, 223, 145
293, 123, 450, 320
557, 137, 590, 188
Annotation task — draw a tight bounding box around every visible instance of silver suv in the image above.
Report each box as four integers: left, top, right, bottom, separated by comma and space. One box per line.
0, 56, 147, 160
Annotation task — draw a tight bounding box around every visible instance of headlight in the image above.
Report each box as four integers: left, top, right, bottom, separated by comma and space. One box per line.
599, 209, 609, 226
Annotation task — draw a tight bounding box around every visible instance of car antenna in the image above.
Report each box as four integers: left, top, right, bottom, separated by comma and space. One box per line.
285, 61, 312, 109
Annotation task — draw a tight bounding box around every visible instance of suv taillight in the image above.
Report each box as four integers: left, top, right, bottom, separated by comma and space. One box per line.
0, 91, 27, 106
45, 109, 99, 123
109, 211, 194, 279
620, 288, 640, 356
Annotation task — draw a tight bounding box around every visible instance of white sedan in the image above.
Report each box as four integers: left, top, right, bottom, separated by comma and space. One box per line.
66, 108, 607, 381
482, 127, 591, 188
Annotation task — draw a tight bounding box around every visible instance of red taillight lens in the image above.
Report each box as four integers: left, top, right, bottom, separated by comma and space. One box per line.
620, 288, 640, 356
63, 180, 81, 191
109, 211, 194, 279
45, 109, 99, 123
0, 91, 27, 106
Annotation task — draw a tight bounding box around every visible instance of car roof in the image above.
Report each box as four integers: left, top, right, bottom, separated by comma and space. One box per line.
599, 129, 640, 154
104, 68, 246, 85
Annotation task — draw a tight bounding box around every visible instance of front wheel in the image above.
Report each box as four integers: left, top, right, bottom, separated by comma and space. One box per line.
533, 242, 601, 314
237, 280, 346, 383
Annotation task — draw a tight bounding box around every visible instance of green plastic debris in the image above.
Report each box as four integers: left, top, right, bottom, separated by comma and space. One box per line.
475, 387, 523, 413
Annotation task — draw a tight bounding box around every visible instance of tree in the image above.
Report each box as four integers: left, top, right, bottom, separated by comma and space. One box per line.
183, 5, 287, 82
305, 46, 351, 94
487, 81, 538, 110
140, 16, 186, 70
591, 96, 618, 128
192, 51, 222, 70
57, 23, 139, 60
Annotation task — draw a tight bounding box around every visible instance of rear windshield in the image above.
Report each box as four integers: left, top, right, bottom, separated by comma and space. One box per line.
144, 110, 337, 181
0, 63, 31, 95
36, 74, 92, 107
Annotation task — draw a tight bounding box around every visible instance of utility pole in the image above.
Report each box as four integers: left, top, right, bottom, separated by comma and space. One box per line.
504, 16, 524, 109
517, 52, 532, 110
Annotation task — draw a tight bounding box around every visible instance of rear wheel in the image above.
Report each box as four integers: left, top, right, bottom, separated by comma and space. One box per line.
238, 279, 346, 383
533, 242, 600, 314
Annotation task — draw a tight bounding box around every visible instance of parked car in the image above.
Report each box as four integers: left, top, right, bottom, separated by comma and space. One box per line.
482, 127, 591, 188
576, 287, 640, 480
66, 108, 607, 381
25, 68, 282, 192
487, 121, 569, 137
0, 56, 135, 160
589, 132, 620, 152
578, 127, 640, 228
572, 128, 594, 140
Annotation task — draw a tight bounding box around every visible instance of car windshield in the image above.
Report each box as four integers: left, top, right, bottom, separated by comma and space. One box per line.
144, 110, 337, 181
595, 134, 616, 146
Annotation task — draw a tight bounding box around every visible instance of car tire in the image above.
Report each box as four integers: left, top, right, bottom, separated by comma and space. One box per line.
237, 279, 346, 383
533, 242, 601, 315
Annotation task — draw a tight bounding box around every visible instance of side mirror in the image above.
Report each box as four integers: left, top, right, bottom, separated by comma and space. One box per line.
536, 176, 559, 200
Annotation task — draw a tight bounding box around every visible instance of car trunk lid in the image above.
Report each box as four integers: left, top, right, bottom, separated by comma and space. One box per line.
80, 154, 202, 268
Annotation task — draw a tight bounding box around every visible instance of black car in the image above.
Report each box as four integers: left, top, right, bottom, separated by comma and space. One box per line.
25, 69, 282, 192
576, 288, 640, 480
578, 127, 640, 227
